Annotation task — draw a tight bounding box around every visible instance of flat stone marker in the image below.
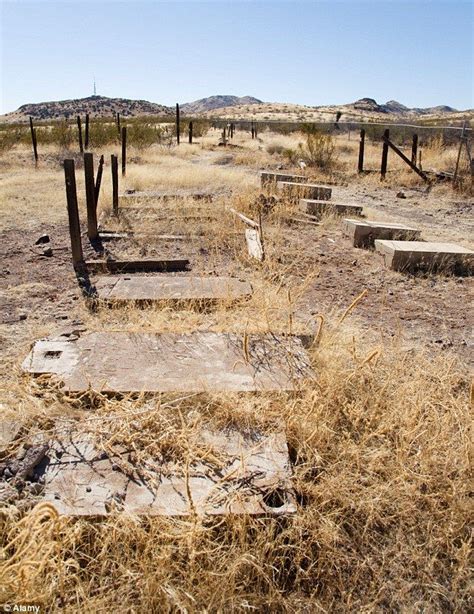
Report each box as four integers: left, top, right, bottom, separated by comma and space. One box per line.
245, 228, 264, 261
23, 332, 314, 393
278, 182, 332, 201
260, 171, 307, 187
94, 275, 253, 303
375, 240, 474, 273
343, 219, 421, 248
301, 199, 363, 218
38, 429, 296, 517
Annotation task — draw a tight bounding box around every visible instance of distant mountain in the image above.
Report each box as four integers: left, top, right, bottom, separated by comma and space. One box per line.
383, 100, 410, 113
181, 95, 262, 114
1, 94, 465, 124
2, 95, 173, 122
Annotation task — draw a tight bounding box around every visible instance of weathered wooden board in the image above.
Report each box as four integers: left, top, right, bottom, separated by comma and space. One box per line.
23, 332, 314, 393
94, 275, 252, 303
38, 429, 296, 517
375, 240, 474, 273
85, 259, 190, 273
278, 182, 332, 201
343, 219, 421, 247
301, 199, 363, 218
245, 228, 264, 261
260, 171, 307, 187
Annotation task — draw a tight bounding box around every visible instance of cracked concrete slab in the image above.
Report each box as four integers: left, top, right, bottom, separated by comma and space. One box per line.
38, 429, 297, 516
94, 275, 253, 303
22, 332, 314, 393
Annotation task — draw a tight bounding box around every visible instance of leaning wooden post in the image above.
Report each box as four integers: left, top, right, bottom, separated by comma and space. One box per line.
411, 134, 418, 166
29, 117, 38, 166
85, 113, 90, 149
84, 153, 98, 240
188, 121, 193, 144
63, 159, 84, 268
358, 128, 365, 173
381, 129, 389, 180
77, 116, 84, 153
94, 154, 105, 206
121, 126, 127, 176
116, 112, 121, 137
176, 103, 180, 145
111, 154, 119, 215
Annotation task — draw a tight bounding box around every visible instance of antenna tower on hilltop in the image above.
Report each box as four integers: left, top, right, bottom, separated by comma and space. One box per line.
93, 76, 97, 96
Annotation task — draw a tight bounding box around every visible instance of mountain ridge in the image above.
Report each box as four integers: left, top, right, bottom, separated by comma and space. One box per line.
1, 94, 468, 124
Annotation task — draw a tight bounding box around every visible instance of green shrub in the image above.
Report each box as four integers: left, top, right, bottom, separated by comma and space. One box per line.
298, 129, 337, 170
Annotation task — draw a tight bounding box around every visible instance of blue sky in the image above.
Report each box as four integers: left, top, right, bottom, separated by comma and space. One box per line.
1, 0, 472, 113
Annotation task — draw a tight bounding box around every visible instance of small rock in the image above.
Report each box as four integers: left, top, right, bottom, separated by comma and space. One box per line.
43, 247, 53, 257
28, 482, 44, 496
396, 191, 406, 199
19, 314, 27, 321
35, 234, 50, 245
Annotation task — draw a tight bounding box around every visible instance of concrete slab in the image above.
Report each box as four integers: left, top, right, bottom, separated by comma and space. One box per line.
245, 228, 264, 261
94, 275, 253, 304
260, 171, 307, 187
375, 240, 474, 273
278, 182, 332, 201
121, 190, 213, 202
38, 429, 296, 517
343, 219, 421, 248
301, 199, 363, 218
23, 332, 314, 393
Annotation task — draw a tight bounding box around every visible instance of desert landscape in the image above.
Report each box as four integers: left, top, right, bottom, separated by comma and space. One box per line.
1, 0, 473, 611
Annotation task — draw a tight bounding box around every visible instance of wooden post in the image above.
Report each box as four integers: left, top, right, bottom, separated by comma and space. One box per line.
121, 126, 127, 176
453, 122, 467, 183
111, 154, 119, 215
94, 154, 104, 206
254, 122, 258, 139
77, 116, 84, 153
358, 128, 365, 173
251, 122, 255, 139
222, 126, 227, 145
84, 153, 98, 240
188, 121, 193, 144
85, 113, 90, 149
116, 112, 121, 137
380, 129, 389, 180
29, 117, 38, 166
411, 134, 418, 165
176, 103, 180, 145
63, 159, 84, 268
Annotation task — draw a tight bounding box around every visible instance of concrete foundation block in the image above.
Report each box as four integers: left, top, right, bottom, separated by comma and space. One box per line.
260, 171, 307, 187
375, 240, 474, 273
301, 199, 362, 218
278, 182, 332, 201
343, 219, 421, 248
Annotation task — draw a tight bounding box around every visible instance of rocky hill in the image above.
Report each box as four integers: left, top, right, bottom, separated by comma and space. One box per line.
1, 94, 467, 124
1, 96, 173, 123
181, 95, 262, 114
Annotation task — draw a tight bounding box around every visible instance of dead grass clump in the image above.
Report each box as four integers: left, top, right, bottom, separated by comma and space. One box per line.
1, 329, 470, 611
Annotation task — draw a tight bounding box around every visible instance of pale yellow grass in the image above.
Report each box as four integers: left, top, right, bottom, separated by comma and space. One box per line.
0, 135, 472, 611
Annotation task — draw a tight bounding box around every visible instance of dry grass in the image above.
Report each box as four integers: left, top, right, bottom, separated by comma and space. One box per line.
0, 137, 472, 612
